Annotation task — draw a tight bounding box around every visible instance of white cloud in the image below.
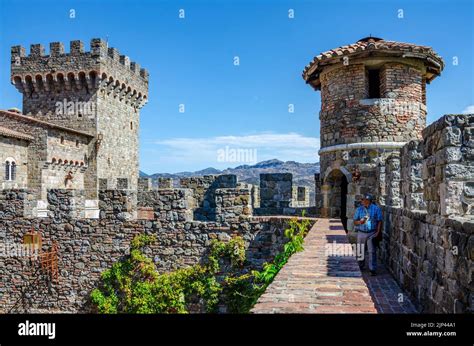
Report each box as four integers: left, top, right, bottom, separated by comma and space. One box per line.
462, 105, 474, 114
145, 132, 320, 173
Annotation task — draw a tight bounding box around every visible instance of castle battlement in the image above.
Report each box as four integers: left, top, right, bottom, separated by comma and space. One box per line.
11, 39, 148, 109
7, 39, 150, 194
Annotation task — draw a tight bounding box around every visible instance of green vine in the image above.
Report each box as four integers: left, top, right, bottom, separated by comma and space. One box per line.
91, 216, 312, 314
221, 214, 312, 313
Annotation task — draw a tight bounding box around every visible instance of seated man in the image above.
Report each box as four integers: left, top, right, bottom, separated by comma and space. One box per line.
353, 194, 382, 276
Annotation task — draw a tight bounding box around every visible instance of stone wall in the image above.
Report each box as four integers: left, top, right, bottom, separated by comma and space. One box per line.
381, 114, 474, 313
401, 140, 425, 211
258, 173, 292, 212
179, 175, 237, 221
382, 207, 472, 313
214, 188, 252, 223
319, 62, 425, 147
0, 188, 308, 313
255, 173, 316, 216
422, 114, 473, 217
0, 189, 37, 219
137, 188, 194, 222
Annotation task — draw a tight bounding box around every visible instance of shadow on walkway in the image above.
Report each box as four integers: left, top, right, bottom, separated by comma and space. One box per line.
361, 264, 419, 313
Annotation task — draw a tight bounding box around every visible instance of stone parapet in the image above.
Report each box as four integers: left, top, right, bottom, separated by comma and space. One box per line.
382, 205, 473, 313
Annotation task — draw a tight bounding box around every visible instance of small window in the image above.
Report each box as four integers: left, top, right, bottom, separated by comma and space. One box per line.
60, 136, 65, 144
367, 69, 381, 99
130, 122, 133, 130
4, 160, 16, 181
76, 140, 79, 147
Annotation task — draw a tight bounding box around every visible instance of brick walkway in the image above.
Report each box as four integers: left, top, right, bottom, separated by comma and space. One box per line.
362, 266, 418, 313
251, 218, 417, 314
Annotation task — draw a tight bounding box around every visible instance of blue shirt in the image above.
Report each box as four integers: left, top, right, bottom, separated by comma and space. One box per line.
354, 203, 382, 232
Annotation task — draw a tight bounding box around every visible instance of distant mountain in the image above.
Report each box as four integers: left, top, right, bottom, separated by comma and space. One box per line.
141, 159, 320, 203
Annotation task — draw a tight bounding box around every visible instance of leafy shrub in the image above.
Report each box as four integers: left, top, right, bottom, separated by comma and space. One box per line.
91, 234, 239, 313
223, 215, 312, 313
91, 216, 312, 314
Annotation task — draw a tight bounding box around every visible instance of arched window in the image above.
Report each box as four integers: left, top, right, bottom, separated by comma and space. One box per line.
4, 159, 16, 181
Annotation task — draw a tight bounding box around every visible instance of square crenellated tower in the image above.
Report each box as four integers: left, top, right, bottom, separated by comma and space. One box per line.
10, 39, 149, 196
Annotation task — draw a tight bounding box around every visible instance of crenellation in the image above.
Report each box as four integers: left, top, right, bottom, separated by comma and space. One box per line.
107, 47, 120, 61
70, 40, 84, 55
11, 39, 149, 99
138, 177, 152, 191
50, 42, 64, 56
90, 38, 107, 57
140, 68, 149, 80
130, 61, 140, 74
9, 38, 150, 194
158, 177, 173, 189
11, 45, 25, 58
119, 55, 130, 68
30, 44, 45, 57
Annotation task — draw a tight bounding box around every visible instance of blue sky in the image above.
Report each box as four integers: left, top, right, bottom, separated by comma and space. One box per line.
0, 0, 473, 173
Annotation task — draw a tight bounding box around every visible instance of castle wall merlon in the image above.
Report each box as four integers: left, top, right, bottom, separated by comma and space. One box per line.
11, 45, 26, 58
107, 47, 120, 61
50, 42, 64, 56
70, 40, 85, 55
30, 44, 45, 57
11, 39, 149, 98
421, 113, 472, 139
119, 55, 130, 68
90, 38, 107, 57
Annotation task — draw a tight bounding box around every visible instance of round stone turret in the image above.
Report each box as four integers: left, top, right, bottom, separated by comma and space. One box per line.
303, 37, 444, 233
303, 36, 444, 148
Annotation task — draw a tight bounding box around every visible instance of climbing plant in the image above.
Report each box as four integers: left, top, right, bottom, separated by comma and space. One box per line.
221, 214, 312, 313
91, 215, 312, 314
91, 234, 240, 313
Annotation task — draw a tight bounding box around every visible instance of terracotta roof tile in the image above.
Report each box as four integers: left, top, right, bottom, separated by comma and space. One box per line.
0, 125, 34, 141
0, 110, 94, 138
302, 37, 444, 85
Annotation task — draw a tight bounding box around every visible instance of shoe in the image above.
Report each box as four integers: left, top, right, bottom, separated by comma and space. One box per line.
370, 270, 377, 276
